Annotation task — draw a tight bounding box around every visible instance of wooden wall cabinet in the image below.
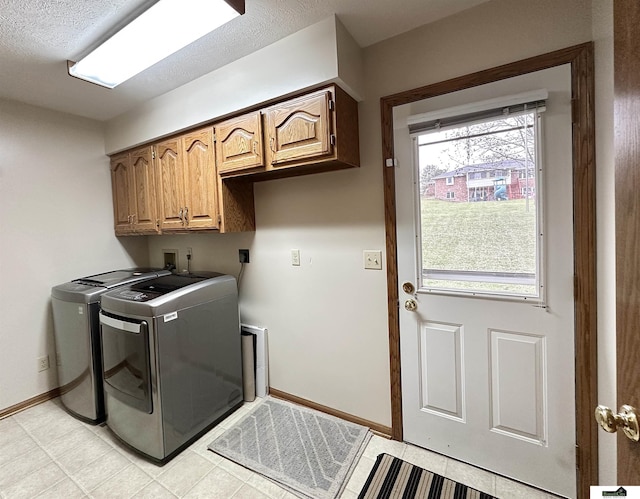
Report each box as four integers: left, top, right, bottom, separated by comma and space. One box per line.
109, 85, 359, 236
214, 111, 264, 176
263, 85, 359, 174
155, 127, 219, 232
110, 146, 159, 235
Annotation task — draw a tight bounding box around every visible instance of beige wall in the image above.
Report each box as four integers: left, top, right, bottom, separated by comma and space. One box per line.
105, 16, 363, 154
1, 0, 617, 485
0, 99, 148, 411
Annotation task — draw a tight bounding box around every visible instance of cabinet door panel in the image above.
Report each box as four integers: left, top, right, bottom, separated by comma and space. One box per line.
155, 139, 184, 231
129, 147, 158, 233
265, 91, 332, 168
182, 128, 219, 229
215, 112, 264, 174
110, 154, 132, 235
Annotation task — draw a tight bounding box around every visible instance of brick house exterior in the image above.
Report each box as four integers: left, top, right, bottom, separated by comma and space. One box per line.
427, 160, 535, 202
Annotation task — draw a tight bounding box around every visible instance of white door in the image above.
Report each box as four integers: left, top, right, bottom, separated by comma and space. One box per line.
394, 65, 576, 498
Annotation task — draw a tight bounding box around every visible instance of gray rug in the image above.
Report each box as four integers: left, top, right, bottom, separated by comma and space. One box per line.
208, 397, 371, 498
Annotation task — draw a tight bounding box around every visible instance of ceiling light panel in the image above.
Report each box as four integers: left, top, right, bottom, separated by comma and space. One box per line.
68, 0, 244, 88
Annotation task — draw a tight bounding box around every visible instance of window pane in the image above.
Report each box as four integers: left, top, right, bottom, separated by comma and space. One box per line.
417, 112, 539, 297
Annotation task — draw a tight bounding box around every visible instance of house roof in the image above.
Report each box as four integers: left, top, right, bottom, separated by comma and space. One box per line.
431, 159, 528, 179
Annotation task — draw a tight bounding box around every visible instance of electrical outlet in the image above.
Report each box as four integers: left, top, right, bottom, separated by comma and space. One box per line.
363, 250, 383, 270
37, 355, 50, 372
239, 249, 250, 263
291, 249, 301, 266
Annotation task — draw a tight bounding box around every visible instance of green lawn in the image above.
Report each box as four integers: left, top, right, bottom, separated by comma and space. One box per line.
421, 198, 537, 275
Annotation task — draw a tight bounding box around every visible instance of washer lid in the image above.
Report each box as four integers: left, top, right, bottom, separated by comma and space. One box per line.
72, 268, 170, 288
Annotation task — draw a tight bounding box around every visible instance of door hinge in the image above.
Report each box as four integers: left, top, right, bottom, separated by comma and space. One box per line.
213, 132, 216, 142
218, 214, 222, 225
329, 99, 335, 111
330, 134, 336, 146
386, 158, 398, 167
152, 149, 156, 160
575, 445, 580, 470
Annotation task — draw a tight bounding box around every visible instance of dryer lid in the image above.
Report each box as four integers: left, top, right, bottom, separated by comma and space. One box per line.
130, 272, 223, 296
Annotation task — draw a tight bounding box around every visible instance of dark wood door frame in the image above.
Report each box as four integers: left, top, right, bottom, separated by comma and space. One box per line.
614, 0, 640, 484
380, 43, 597, 497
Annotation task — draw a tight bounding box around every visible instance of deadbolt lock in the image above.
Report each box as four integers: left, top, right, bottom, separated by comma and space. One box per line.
402, 281, 415, 294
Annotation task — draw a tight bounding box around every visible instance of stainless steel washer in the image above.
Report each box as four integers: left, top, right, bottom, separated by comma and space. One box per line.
99, 272, 243, 463
51, 268, 170, 424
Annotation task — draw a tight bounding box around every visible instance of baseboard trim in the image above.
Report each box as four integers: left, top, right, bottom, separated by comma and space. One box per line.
0, 388, 61, 420
268, 387, 393, 438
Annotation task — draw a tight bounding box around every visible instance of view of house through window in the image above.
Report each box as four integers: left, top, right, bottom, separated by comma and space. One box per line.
416, 110, 541, 297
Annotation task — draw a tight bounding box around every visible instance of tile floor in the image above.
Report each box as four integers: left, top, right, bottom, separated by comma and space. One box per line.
0, 398, 563, 499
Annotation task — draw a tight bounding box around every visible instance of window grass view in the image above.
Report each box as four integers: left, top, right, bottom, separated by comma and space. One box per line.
417, 110, 541, 297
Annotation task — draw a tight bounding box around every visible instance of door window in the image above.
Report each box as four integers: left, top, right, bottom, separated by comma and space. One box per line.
415, 108, 543, 299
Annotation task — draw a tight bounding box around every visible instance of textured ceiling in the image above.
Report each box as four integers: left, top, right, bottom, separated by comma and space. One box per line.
0, 0, 490, 121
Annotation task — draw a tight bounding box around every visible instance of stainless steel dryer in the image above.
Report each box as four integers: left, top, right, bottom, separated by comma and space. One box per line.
51, 268, 171, 424
99, 272, 243, 463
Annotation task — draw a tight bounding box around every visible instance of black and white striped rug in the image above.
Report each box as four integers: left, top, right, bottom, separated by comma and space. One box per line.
358, 453, 496, 499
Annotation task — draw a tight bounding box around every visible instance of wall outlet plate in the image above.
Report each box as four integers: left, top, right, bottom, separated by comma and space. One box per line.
239, 249, 250, 263
37, 355, 50, 372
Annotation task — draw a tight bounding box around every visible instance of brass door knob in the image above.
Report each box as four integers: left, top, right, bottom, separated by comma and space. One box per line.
404, 299, 417, 312
595, 404, 640, 442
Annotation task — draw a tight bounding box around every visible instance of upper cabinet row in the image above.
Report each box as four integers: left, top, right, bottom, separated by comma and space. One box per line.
110, 85, 359, 235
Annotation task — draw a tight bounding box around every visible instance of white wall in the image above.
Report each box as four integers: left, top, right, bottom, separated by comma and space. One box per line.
592, 0, 616, 484
105, 15, 363, 154
0, 99, 148, 411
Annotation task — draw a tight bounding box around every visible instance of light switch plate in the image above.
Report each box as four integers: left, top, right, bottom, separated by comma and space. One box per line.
291, 249, 301, 266
363, 250, 383, 270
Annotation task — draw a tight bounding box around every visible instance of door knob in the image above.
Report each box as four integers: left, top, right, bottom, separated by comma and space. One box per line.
404, 299, 417, 312
595, 404, 640, 442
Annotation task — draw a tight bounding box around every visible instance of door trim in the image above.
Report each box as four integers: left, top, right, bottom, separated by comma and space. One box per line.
380, 43, 596, 497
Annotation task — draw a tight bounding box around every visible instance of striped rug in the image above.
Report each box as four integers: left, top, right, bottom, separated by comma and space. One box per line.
358, 454, 496, 499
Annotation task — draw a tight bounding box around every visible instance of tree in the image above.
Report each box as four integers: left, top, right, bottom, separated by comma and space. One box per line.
419, 164, 446, 194
421, 112, 536, 171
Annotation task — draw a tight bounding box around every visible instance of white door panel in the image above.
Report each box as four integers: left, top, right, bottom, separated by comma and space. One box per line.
395, 65, 576, 497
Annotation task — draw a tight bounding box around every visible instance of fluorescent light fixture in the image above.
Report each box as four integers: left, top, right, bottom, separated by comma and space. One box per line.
68, 0, 245, 88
